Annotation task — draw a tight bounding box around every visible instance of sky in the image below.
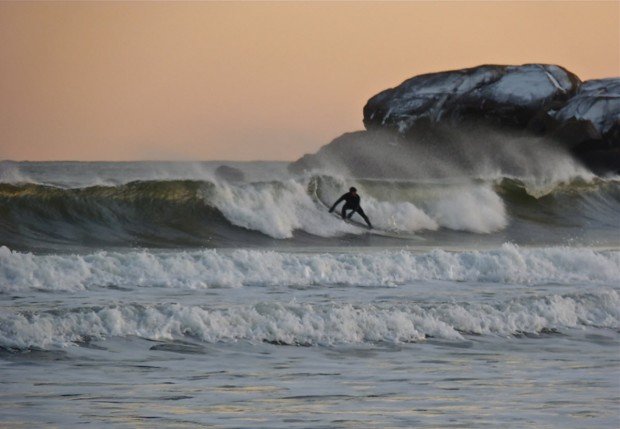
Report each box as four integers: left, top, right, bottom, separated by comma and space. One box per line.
1, 1, 618, 162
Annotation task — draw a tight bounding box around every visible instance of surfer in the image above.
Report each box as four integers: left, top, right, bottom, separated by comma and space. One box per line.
329, 187, 373, 229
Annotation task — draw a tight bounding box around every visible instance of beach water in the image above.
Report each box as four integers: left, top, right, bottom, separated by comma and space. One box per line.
1, 160, 619, 428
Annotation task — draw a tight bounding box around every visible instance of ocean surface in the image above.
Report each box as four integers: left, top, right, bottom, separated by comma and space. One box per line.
1, 159, 619, 428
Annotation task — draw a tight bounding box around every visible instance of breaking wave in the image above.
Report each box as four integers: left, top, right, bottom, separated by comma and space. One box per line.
1, 244, 618, 292
0, 174, 618, 249
1, 290, 618, 349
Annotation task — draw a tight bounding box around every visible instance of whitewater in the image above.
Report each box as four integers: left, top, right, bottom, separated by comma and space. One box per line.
1, 160, 619, 428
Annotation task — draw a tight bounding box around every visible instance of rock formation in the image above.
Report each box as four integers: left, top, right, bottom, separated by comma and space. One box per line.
291, 64, 619, 175
215, 165, 245, 182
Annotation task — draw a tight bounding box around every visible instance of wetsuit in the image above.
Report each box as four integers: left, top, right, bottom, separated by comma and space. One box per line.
329, 192, 372, 229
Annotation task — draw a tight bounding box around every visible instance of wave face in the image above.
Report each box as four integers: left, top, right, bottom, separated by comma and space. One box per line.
0, 172, 619, 250
1, 161, 619, 250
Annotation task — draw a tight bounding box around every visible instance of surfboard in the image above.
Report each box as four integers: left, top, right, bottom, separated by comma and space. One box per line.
327, 208, 423, 240
329, 210, 371, 229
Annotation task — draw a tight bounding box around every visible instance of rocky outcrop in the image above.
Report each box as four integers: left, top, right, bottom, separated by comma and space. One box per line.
215, 165, 245, 182
361, 64, 618, 174
548, 79, 620, 172
551, 78, 620, 142
292, 64, 618, 176
363, 64, 581, 134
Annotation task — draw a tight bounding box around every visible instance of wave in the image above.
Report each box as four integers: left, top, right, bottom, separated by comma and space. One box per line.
0, 174, 618, 249
2, 244, 618, 292
310, 175, 620, 236
1, 289, 618, 350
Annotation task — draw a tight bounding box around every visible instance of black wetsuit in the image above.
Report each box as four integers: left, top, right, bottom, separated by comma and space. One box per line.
329, 192, 372, 229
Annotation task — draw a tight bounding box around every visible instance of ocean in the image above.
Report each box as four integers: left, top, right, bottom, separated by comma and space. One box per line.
0, 160, 619, 428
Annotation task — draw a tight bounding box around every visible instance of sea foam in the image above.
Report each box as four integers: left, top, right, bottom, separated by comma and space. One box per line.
1, 244, 618, 292
1, 290, 617, 349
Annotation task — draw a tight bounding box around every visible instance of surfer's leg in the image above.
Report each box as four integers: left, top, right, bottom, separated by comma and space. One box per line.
341, 205, 348, 220
356, 207, 373, 229
344, 204, 355, 219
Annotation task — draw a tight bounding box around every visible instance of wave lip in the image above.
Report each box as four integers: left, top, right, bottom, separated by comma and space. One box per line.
1, 290, 617, 350
2, 244, 619, 292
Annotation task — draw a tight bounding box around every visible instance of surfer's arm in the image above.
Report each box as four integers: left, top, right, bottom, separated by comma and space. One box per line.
329, 194, 346, 212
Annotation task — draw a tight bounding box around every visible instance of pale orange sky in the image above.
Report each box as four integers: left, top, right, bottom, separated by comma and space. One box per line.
1, 1, 618, 161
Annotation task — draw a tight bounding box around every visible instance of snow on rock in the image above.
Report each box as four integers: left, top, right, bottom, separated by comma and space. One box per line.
542, 78, 620, 174
359, 64, 619, 174
363, 64, 581, 134
552, 78, 620, 136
